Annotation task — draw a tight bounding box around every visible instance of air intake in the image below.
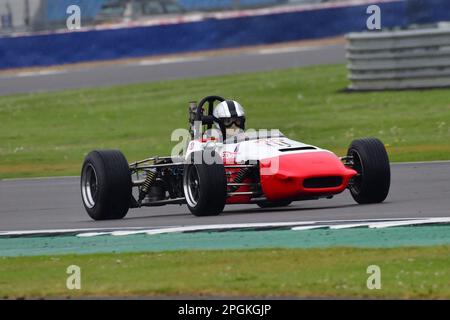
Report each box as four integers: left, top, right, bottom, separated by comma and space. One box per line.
303, 177, 342, 189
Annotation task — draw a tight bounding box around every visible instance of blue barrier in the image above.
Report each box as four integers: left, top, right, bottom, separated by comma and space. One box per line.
1, 0, 450, 69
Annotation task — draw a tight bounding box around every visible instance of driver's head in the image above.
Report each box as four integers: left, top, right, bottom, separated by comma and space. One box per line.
213, 100, 246, 138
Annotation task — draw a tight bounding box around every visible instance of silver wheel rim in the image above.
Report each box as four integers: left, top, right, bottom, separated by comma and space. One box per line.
183, 165, 200, 207
349, 149, 364, 195
81, 164, 98, 209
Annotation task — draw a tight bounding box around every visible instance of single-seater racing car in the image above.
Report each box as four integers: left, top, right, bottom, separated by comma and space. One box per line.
81, 96, 390, 220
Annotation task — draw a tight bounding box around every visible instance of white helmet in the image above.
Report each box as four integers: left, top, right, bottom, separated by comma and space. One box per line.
213, 100, 246, 134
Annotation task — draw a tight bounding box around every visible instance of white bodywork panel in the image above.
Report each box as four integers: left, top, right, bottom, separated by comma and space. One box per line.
185, 133, 333, 163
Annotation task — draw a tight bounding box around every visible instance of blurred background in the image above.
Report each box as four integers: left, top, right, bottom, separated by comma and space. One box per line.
1, 0, 449, 70
0, 0, 442, 34
0, 0, 336, 33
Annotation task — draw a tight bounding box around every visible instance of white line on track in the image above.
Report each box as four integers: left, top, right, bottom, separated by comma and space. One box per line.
0, 57, 208, 80
1, 217, 448, 238
0, 226, 177, 236
136, 56, 207, 66
15, 70, 68, 78
291, 217, 450, 231
79, 221, 317, 237
256, 46, 318, 55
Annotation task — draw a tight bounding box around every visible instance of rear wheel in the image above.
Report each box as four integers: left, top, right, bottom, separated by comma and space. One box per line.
347, 138, 390, 204
257, 200, 292, 208
81, 150, 132, 220
183, 151, 227, 216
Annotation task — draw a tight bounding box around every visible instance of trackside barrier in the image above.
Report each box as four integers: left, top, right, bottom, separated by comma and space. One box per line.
0, 1, 406, 69
4, 1, 450, 70
346, 25, 450, 90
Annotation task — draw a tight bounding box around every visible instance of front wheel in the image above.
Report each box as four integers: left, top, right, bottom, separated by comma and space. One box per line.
347, 138, 390, 204
183, 151, 227, 216
81, 150, 132, 220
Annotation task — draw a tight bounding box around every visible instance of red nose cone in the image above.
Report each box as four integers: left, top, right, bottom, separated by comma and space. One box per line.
259, 151, 357, 201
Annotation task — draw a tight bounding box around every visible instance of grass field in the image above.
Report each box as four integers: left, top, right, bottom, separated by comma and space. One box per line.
1, 246, 449, 299
1, 64, 450, 178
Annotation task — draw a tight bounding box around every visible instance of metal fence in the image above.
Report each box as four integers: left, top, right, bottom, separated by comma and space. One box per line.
346, 24, 450, 90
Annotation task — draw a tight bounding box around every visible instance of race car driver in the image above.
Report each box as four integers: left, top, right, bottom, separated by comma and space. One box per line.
213, 100, 246, 140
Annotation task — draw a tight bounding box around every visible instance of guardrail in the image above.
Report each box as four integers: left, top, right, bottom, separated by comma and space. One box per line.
346, 26, 450, 90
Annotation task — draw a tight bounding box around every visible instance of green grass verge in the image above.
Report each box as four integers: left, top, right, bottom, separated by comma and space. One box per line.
1, 64, 450, 178
1, 246, 449, 299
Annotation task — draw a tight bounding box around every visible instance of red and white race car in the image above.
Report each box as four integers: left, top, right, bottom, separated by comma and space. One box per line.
81, 96, 390, 220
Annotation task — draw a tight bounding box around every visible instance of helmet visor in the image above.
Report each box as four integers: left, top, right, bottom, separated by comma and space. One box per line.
223, 117, 245, 128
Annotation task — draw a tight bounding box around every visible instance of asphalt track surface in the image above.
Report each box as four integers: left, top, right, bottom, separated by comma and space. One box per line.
0, 43, 345, 96
1, 162, 449, 232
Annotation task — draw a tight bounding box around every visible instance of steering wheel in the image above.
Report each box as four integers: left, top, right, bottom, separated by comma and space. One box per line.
196, 96, 226, 136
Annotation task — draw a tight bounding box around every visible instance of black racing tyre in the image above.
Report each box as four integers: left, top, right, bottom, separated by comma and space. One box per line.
81, 150, 132, 220
347, 138, 390, 204
256, 200, 292, 208
183, 151, 227, 216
